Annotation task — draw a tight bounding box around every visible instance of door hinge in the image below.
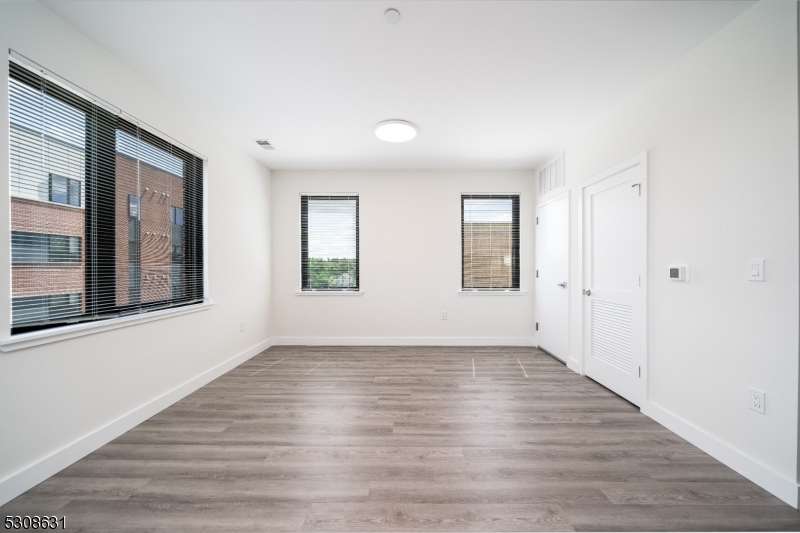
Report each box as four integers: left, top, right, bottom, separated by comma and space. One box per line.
536, 270, 539, 278
639, 366, 641, 377
535, 322, 539, 331
536, 217, 538, 225
638, 275, 641, 287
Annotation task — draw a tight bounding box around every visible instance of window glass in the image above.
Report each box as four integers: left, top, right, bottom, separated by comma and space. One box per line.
49, 175, 68, 204
301, 196, 359, 290
462, 195, 520, 290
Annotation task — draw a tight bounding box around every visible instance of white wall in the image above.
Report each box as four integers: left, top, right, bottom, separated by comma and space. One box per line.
537, 0, 798, 506
0, 3, 272, 505
271, 170, 535, 345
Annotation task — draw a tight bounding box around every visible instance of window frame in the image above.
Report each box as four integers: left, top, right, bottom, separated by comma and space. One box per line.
3, 54, 210, 346
299, 194, 360, 292
461, 193, 521, 292
48, 174, 81, 207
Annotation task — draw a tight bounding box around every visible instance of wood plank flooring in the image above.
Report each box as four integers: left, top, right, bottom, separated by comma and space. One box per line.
3, 346, 799, 532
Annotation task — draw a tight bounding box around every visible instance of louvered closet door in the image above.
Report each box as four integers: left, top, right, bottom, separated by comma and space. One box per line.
582, 160, 645, 406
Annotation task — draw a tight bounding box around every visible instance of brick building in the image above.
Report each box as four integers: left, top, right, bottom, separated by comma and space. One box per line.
462, 222, 514, 288
115, 152, 184, 307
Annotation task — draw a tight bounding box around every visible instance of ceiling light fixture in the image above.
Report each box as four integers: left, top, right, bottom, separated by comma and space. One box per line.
375, 120, 417, 143
384, 8, 401, 23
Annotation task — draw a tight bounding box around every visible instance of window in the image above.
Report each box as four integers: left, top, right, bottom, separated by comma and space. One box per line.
9, 59, 204, 333
49, 174, 81, 206
11, 232, 82, 263
300, 195, 359, 291
461, 194, 520, 291
12, 293, 82, 325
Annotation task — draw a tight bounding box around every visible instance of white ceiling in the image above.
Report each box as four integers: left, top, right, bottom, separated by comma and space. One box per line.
43, 0, 755, 170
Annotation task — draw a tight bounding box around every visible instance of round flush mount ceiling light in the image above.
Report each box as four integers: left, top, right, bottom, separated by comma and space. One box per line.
375, 120, 417, 142
384, 8, 401, 23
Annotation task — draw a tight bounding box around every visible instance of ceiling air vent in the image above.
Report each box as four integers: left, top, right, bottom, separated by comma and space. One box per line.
255, 139, 275, 150
538, 154, 564, 196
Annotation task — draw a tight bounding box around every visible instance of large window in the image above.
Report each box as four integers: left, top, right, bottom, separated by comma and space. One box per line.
300, 195, 359, 291
461, 194, 520, 291
8, 59, 204, 333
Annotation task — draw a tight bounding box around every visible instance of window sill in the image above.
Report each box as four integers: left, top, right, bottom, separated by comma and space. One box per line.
458, 290, 528, 296
295, 291, 364, 296
0, 301, 214, 352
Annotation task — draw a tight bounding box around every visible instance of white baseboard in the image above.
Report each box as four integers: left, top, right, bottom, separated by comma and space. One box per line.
641, 401, 799, 509
566, 358, 583, 375
0, 337, 273, 507
271, 336, 535, 347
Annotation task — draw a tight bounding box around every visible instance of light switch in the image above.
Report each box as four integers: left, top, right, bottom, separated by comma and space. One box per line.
747, 259, 765, 281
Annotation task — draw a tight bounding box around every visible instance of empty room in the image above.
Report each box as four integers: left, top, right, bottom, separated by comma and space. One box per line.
1, 0, 799, 531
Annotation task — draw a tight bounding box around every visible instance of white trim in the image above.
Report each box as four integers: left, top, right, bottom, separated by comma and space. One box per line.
295, 290, 363, 296
461, 192, 521, 196
202, 162, 210, 303
272, 337, 535, 347
0, 301, 213, 352
566, 358, 583, 375
0, 337, 272, 507
641, 401, 799, 509
457, 289, 527, 296
536, 188, 569, 209
579, 152, 648, 406
299, 192, 359, 197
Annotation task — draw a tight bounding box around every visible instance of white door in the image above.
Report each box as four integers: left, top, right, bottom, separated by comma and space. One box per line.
582, 155, 646, 406
535, 193, 569, 362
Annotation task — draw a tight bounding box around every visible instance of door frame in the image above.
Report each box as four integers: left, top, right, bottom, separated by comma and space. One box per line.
578, 152, 648, 405
535, 189, 570, 363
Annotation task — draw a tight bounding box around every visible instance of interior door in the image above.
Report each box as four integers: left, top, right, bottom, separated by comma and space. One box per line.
582, 158, 646, 406
535, 193, 569, 362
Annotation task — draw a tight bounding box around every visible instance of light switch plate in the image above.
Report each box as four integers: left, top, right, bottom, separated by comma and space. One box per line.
747, 259, 765, 281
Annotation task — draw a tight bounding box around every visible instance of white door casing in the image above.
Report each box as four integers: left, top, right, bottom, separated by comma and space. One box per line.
535, 192, 569, 362
581, 153, 647, 406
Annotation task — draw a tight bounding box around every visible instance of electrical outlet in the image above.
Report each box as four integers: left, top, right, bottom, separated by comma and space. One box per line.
749, 388, 765, 414
441, 311, 447, 320
240, 321, 245, 332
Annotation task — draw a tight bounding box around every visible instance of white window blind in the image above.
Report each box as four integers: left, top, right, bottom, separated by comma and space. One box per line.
8, 58, 204, 334
300, 195, 359, 291
462, 194, 520, 290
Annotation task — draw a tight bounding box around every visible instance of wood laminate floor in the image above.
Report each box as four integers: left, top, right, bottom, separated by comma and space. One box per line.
3, 346, 800, 532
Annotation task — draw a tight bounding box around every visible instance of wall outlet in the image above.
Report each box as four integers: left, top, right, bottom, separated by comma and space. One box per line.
240, 321, 245, 332
441, 311, 447, 320
749, 387, 765, 414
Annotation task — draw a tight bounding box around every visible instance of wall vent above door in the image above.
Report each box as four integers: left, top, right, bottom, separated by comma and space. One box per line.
538, 154, 564, 196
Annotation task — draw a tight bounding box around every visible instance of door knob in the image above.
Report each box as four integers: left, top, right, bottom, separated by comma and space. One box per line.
557, 282, 567, 288
583, 289, 592, 296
